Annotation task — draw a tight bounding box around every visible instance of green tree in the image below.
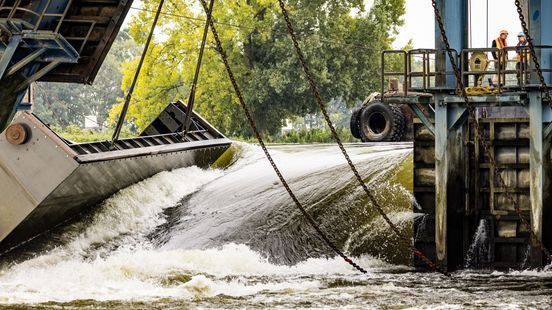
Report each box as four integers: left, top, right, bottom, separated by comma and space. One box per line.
110, 0, 405, 136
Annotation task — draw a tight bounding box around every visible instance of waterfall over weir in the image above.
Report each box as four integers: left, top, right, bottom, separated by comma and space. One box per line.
0, 143, 551, 308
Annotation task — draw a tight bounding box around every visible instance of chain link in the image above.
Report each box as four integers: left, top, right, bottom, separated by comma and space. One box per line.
515, 0, 552, 104
277, 0, 449, 276
432, 0, 552, 264
198, 0, 370, 274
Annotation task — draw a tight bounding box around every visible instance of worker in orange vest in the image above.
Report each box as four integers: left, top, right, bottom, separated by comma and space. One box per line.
490, 30, 509, 86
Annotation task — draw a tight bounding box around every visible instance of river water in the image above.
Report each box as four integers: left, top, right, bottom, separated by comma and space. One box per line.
0, 143, 551, 309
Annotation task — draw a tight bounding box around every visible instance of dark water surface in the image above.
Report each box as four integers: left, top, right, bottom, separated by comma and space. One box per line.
0, 144, 550, 309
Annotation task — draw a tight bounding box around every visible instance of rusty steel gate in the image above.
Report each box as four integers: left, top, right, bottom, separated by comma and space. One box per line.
411, 105, 552, 270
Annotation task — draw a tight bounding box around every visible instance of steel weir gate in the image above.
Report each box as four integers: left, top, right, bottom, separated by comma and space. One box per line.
410, 97, 552, 271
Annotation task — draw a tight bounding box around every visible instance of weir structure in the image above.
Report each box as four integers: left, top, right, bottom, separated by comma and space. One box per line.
382, 0, 552, 271
0, 0, 231, 253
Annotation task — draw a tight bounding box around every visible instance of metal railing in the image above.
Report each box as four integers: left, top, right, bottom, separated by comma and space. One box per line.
408, 48, 459, 92
60, 19, 96, 54
382, 48, 460, 95
461, 47, 505, 90
382, 47, 552, 96
461, 46, 552, 91
381, 50, 407, 96
0, 0, 73, 32
0, 0, 96, 77
504, 45, 552, 89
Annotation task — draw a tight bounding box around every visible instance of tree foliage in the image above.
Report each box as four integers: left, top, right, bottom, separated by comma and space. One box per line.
34, 30, 139, 128
110, 0, 406, 136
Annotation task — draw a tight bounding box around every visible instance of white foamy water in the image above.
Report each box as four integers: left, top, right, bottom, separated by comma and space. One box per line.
0, 144, 551, 308
0, 243, 392, 304
0, 165, 224, 303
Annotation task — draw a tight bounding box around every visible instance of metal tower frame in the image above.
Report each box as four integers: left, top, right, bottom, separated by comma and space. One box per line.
382, 0, 552, 270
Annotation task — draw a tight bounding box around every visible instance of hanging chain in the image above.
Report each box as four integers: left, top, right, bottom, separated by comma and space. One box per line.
432, 0, 552, 263
181, 0, 215, 138
514, 0, 552, 104
198, 0, 369, 274
110, 0, 166, 147
277, 0, 449, 276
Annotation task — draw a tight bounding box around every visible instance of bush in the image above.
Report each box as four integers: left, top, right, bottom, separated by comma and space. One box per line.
54, 126, 133, 143
55, 125, 355, 145
231, 127, 356, 144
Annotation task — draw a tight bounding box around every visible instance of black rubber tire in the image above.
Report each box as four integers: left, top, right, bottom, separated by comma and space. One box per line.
358, 101, 405, 142
349, 106, 362, 139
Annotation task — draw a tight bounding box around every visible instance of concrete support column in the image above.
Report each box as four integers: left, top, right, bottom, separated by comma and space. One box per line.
433, 0, 469, 272
434, 0, 468, 88
529, 92, 544, 266
435, 97, 448, 266
529, 0, 552, 83
435, 97, 467, 271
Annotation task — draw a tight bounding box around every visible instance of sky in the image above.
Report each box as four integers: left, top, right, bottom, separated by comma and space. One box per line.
366, 0, 526, 49
127, 1, 524, 49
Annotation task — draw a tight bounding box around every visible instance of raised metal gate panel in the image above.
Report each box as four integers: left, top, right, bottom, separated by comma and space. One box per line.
413, 120, 436, 267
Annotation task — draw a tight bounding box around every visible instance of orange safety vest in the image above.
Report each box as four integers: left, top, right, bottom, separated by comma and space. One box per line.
494, 38, 508, 60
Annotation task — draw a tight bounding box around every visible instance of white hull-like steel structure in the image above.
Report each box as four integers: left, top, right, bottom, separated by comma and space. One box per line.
0, 0, 232, 253
0, 102, 231, 252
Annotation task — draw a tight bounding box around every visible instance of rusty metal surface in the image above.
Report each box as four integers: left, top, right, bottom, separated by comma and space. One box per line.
529, 93, 545, 265
5, 123, 29, 145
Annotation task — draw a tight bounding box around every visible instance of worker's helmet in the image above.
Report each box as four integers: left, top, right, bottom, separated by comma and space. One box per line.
500, 29, 509, 35
518, 32, 526, 37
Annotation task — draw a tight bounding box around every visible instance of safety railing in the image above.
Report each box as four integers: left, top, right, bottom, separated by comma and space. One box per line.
461, 47, 520, 92
0, 0, 95, 66
459, 46, 552, 91
504, 45, 552, 89
59, 19, 96, 54
462, 48, 498, 87
407, 49, 435, 91
381, 48, 459, 95
381, 50, 408, 96
383, 47, 552, 96
0, 0, 73, 32
408, 49, 459, 92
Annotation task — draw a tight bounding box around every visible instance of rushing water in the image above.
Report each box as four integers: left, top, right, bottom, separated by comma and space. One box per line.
464, 220, 491, 269
0, 143, 551, 309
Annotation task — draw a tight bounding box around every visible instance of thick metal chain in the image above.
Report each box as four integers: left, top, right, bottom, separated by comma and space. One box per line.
198, 0, 368, 274
514, 0, 552, 104
182, 0, 215, 136
111, 0, 165, 147
277, 0, 449, 276
432, 0, 552, 263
